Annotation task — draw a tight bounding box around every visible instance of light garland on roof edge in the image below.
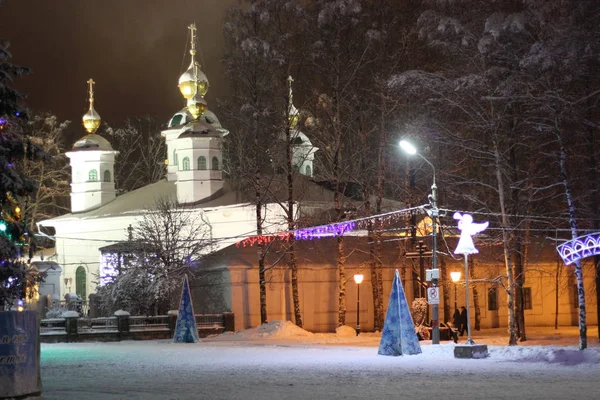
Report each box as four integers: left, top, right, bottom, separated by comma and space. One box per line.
235, 206, 426, 248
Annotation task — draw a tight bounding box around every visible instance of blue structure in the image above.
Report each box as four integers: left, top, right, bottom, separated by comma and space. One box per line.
557, 232, 600, 265
378, 269, 422, 356
173, 275, 199, 343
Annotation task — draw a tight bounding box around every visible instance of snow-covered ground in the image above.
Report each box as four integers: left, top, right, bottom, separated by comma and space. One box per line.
36, 322, 600, 400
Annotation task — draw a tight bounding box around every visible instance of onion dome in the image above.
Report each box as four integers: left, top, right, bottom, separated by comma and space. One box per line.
177, 23, 209, 119
82, 78, 101, 134
178, 61, 209, 99
187, 92, 207, 119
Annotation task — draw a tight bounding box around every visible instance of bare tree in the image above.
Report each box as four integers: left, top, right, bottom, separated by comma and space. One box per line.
97, 198, 214, 315
105, 116, 166, 194
19, 112, 71, 233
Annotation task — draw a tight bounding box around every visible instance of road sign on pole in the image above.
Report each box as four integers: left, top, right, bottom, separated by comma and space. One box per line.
427, 287, 439, 305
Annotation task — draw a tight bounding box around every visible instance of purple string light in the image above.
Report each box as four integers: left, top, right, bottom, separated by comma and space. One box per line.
294, 221, 356, 240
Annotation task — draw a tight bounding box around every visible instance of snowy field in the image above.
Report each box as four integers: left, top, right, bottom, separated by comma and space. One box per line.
35, 322, 600, 400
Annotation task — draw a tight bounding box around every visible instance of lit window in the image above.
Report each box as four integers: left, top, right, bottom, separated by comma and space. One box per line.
197, 156, 207, 170
182, 157, 190, 171
173, 150, 178, 168
88, 170, 98, 182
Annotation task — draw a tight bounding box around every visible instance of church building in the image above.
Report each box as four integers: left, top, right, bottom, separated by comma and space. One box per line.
32, 24, 598, 335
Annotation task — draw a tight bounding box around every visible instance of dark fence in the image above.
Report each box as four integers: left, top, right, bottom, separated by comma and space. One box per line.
40, 312, 234, 343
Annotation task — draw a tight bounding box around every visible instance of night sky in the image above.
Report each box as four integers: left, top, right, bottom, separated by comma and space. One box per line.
1, 0, 237, 141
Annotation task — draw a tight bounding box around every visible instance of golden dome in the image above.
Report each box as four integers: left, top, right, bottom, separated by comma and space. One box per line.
82, 79, 101, 134
187, 94, 207, 119
83, 107, 101, 134
178, 60, 209, 99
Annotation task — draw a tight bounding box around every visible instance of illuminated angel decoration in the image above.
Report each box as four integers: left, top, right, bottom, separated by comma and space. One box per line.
453, 212, 489, 255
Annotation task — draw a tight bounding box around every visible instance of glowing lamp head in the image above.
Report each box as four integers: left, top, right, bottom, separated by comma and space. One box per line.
450, 271, 462, 283
0, 221, 7, 232
399, 140, 417, 155
353, 273, 364, 284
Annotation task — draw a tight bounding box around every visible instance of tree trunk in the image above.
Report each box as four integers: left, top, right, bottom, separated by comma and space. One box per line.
556, 128, 587, 350
513, 234, 526, 341
440, 257, 451, 323
337, 235, 347, 327
374, 226, 384, 331
368, 220, 383, 331
286, 101, 302, 328
555, 240, 561, 330
290, 240, 302, 327
254, 113, 267, 325
493, 137, 518, 345
470, 258, 481, 331
373, 91, 387, 331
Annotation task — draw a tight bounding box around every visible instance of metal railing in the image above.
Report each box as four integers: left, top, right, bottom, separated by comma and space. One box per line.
40, 318, 66, 335
48, 300, 90, 317
40, 313, 229, 338
195, 314, 225, 328
130, 315, 170, 331
77, 317, 118, 332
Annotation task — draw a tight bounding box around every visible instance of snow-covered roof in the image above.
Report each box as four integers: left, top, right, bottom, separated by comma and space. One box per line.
40, 179, 244, 224
70, 134, 114, 151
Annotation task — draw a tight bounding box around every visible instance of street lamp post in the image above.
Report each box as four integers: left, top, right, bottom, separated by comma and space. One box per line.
354, 273, 364, 336
400, 139, 440, 344
450, 271, 461, 311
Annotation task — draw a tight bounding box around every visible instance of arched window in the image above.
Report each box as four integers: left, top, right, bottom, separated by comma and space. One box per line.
169, 114, 183, 127
75, 266, 87, 299
103, 170, 111, 182
197, 156, 207, 170
305, 165, 312, 176
173, 150, 178, 168
182, 157, 190, 171
88, 170, 98, 182
212, 157, 219, 171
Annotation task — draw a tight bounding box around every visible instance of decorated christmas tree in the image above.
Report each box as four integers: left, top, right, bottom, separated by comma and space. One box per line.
0, 37, 45, 309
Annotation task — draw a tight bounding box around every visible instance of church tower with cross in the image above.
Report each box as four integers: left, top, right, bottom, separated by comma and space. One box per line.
161, 23, 229, 204
66, 79, 119, 213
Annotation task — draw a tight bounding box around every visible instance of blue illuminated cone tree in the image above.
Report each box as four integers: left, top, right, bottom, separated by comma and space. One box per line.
173, 275, 199, 343
378, 269, 421, 356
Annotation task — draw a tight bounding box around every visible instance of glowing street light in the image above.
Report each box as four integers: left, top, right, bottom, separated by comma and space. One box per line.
399, 139, 440, 344
354, 273, 364, 336
450, 271, 462, 311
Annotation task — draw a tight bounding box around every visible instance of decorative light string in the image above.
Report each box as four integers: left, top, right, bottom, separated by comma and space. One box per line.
556, 232, 600, 266
236, 205, 427, 248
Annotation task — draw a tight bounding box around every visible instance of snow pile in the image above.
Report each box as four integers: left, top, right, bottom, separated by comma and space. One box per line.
220, 320, 313, 339
490, 346, 600, 365
335, 325, 356, 337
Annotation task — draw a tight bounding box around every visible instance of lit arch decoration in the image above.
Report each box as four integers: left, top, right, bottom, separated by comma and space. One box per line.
556, 232, 600, 265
